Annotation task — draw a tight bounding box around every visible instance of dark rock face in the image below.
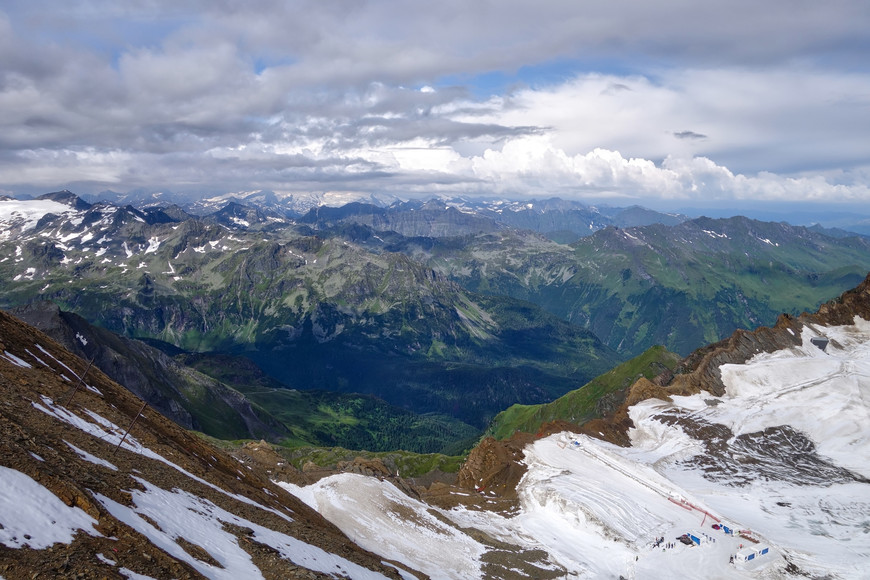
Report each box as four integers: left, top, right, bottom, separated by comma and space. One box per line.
457, 433, 535, 503
667, 313, 804, 396
8, 301, 289, 442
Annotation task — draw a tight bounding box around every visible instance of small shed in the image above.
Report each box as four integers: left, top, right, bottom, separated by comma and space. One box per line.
687, 531, 710, 546
735, 544, 770, 563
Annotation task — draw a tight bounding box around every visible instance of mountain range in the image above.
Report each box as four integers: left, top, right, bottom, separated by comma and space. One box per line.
1, 259, 868, 578
2, 191, 869, 442
0, 192, 620, 438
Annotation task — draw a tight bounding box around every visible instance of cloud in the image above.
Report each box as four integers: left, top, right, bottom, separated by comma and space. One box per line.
464, 68, 870, 176
0, 2, 868, 206
459, 138, 870, 203
673, 131, 707, 140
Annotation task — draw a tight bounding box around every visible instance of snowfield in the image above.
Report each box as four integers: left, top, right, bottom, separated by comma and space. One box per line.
283, 474, 486, 580
0, 465, 101, 549
0, 199, 76, 236
284, 317, 870, 579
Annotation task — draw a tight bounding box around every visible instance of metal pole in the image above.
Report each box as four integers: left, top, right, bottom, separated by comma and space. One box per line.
114, 401, 148, 454
62, 356, 95, 406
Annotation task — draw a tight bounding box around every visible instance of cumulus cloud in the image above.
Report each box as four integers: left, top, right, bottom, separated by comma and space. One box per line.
456, 138, 870, 202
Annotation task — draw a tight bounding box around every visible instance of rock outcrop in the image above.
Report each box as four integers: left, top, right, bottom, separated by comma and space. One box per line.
9, 301, 290, 443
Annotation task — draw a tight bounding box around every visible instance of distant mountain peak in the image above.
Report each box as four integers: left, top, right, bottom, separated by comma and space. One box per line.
36, 190, 91, 211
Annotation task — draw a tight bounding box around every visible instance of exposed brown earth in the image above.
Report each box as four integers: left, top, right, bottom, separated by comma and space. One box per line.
0, 309, 403, 579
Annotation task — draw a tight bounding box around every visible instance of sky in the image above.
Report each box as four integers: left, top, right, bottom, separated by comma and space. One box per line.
1, 0, 870, 209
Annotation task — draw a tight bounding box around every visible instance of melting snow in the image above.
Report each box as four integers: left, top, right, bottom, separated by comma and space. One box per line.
96, 553, 116, 566
96, 477, 389, 580
1, 350, 32, 368
280, 474, 485, 580
59, 231, 82, 243
32, 344, 100, 394
0, 465, 101, 548
32, 395, 292, 522
144, 236, 161, 254
13, 267, 36, 281
64, 440, 118, 471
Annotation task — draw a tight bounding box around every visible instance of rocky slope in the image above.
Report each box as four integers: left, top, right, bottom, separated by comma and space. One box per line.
0, 308, 410, 579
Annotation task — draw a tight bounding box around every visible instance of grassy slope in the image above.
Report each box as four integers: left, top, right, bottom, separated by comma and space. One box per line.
565, 220, 870, 355
486, 346, 682, 440
275, 446, 466, 478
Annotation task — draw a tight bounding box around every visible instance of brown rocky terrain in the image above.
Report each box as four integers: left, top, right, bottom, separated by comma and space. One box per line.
0, 309, 408, 579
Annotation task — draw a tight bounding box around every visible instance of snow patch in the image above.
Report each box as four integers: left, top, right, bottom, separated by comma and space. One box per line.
280, 474, 485, 580
0, 465, 101, 548
144, 236, 161, 254
33, 395, 292, 521
1, 351, 32, 368
97, 477, 388, 580
64, 440, 118, 471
